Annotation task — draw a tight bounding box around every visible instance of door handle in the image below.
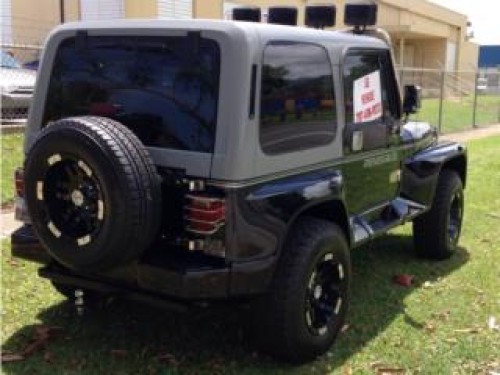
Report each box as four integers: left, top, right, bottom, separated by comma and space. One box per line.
352, 130, 363, 151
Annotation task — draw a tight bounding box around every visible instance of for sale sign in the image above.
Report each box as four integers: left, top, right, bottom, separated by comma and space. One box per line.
353, 70, 382, 123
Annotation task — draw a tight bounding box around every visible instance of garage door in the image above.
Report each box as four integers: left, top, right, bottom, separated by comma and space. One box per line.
158, 0, 193, 19
80, 0, 124, 20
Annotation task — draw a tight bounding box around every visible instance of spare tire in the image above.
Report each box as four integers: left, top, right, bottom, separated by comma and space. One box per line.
24, 116, 162, 272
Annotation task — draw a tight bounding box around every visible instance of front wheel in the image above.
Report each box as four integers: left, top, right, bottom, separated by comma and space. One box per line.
250, 217, 351, 363
413, 169, 464, 259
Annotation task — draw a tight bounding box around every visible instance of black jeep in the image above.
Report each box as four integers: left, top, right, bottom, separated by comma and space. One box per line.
12, 4, 466, 363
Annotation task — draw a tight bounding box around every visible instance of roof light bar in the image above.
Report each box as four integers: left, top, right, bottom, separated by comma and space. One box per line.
344, 0, 378, 31
267, 7, 298, 26
232, 7, 261, 22
305, 5, 337, 29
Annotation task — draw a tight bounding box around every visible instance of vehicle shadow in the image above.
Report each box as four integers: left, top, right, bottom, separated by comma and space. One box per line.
2, 233, 469, 374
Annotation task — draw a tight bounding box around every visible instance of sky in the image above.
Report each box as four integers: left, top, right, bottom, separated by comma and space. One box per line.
430, 0, 499, 45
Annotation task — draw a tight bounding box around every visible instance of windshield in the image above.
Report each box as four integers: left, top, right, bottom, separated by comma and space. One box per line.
1, 50, 21, 69
43, 35, 220, 153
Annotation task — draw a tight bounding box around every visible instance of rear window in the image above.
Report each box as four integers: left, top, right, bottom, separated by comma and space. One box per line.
43, 35, 220, 153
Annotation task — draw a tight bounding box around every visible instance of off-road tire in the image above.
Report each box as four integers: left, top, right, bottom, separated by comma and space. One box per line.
413, 169, 464, 260
250, 217, 351, 363
24, 116, 162, 271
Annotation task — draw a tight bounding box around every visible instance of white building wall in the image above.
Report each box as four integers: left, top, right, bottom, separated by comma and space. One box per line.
1, 0, 13, 44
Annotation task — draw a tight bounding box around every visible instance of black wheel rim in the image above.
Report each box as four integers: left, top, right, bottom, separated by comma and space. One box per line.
305, 252, 345, 336
448, 191, 463, 245
40, 154, 105, 245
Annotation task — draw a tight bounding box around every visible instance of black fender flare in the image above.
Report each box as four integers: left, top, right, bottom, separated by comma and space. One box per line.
276, 170, 352, 259
402, 141, 467, 206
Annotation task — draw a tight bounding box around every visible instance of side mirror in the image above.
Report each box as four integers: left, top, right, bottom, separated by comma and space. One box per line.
403, 84, 421, 115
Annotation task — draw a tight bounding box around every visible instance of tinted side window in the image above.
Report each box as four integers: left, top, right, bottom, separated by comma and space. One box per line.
379, 51, 401, 120
260, 42, 336, 155
343, 50, 399, 125
343, 52, 381, 125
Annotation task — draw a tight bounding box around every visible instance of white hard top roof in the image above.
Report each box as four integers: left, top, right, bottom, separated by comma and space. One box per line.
52, 18, 388, 49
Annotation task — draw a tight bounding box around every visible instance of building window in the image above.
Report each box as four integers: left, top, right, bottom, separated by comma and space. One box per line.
158, 0, 193, 19
80, 0, 124, 21
260, 42, 336, 155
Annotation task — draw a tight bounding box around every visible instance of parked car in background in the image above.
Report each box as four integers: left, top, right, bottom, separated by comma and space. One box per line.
1, 50, 36, 122
476, 77, 488, 92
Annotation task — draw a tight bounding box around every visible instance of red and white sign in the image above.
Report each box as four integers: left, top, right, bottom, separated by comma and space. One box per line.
353, 70, 382, 123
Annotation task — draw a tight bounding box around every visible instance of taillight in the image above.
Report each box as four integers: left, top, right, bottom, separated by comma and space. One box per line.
14, 167, 30, 223
15, 168, 24, 198
185, 194, 226, 235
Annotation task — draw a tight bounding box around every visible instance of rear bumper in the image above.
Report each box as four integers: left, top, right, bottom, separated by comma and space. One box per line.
11, 225, 276, 301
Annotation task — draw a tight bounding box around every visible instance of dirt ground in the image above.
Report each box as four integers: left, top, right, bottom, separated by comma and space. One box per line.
1, 124, 499, 239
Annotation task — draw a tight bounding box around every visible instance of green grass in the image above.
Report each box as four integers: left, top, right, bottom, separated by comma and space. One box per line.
2, 135, 500, 374
412, 95, 500, 134
0, 133, 24, 206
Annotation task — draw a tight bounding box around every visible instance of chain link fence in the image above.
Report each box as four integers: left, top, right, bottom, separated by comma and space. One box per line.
400, 67, 500, 134
1, 43, 499, 134
1, 44, 40, 125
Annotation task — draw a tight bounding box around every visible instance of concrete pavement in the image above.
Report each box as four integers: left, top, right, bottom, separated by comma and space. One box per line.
440, 124, 500, 142
1, 210, 20, 239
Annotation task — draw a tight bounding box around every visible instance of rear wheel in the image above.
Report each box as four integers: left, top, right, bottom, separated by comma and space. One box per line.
413, 169, 464, 259
250, 217, 351, 363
